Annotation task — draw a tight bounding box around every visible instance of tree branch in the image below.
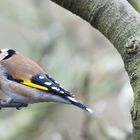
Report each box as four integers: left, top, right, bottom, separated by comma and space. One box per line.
51, 0, 140, 46
0, 99, 28, 110
50, 0, 140, 139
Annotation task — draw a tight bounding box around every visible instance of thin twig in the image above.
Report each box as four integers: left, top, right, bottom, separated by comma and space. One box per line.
0, 99, 28, 110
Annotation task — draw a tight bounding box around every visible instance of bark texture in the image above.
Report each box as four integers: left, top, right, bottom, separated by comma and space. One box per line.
51, 0, 140, 139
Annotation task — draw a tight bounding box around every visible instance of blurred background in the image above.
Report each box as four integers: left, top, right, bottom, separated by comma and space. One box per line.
0, 0, 139, 140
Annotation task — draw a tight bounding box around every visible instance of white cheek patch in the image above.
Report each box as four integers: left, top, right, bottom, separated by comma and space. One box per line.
1, 48, 9, 52
0, 51, 8, 61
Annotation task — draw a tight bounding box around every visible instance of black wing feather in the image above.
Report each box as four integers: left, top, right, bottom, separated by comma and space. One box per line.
31, 74, 74, 97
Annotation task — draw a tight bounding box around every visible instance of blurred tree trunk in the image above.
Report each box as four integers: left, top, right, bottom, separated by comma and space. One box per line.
50, 0, 140, 139
128, 0, 140, 12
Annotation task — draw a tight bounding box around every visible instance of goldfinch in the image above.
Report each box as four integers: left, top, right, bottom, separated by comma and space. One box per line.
0, 49, 92, 113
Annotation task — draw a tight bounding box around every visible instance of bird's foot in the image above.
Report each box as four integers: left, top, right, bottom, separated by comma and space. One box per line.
13, 101, 28, 110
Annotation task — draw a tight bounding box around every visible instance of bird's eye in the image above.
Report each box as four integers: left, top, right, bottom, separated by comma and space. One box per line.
0, 50, 2, 53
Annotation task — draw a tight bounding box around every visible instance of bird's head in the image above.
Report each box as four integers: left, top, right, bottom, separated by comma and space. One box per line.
0, 49, 16, 61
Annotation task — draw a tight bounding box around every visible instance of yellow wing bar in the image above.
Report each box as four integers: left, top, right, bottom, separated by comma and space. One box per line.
22, 79, 48, 91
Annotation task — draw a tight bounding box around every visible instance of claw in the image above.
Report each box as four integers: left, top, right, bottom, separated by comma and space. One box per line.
16, 106, 22, 110
16, 103, 28, 110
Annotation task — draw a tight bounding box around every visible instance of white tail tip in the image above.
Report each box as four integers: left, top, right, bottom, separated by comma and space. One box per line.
86, 108, 93, 114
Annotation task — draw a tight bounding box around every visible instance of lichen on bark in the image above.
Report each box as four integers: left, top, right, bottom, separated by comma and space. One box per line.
51, 0, 140, 139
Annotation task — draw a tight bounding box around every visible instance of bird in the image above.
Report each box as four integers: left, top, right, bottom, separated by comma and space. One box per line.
0, 48, 93, 113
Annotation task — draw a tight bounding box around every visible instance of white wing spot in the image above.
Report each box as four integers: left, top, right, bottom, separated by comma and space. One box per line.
54, 80, 58, 84
67, 97, 78, 102
44, 82, 52, 86
60, 91, 64, 94
39, 76, 45, 79
56, 88, 60, 91
48, 75, 52, 78
70, 93, 75, 97
60, 86, 63, 88
51, 86, 57, 90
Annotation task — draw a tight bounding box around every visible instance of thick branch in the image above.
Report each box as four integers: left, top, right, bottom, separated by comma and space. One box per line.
51, 0, 140, 49
50, 0, 140, 139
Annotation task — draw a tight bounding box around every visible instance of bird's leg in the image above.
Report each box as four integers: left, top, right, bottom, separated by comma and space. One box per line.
0, 98, 28, 109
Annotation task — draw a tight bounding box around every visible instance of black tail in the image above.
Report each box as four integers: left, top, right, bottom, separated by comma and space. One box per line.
66, 96, 93, 114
